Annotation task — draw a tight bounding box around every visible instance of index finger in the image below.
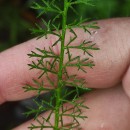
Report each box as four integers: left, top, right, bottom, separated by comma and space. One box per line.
0, 18, 130, 104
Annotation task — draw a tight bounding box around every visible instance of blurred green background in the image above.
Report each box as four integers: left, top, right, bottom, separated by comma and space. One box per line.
0, 0, 130, 129
0, 0, 130, 52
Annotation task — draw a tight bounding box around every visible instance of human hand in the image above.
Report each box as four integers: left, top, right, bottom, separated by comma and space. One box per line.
0, 18, 130, 130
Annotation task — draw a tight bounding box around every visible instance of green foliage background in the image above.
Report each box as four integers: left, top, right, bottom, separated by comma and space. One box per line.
0, 0, 130, 51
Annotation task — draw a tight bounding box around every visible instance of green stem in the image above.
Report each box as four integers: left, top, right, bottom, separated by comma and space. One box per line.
54, 0, 68, 129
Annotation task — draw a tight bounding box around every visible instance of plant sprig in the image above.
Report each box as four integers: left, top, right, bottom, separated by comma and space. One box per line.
24, 0, 99, 129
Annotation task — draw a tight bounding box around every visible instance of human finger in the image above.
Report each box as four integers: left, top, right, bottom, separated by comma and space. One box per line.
0, 18, 130, 104
13, 85, 130, 130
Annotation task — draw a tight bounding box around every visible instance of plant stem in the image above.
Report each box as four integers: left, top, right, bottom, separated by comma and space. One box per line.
54, 0, 68, 129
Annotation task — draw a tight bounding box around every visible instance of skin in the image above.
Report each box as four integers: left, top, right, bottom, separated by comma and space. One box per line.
0, 18, 130, 129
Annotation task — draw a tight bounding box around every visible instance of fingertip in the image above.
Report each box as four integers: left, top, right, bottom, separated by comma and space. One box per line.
123, 66, 130, 99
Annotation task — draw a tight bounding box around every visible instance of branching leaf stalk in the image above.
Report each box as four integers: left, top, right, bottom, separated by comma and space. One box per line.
23, 0, 100, 130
